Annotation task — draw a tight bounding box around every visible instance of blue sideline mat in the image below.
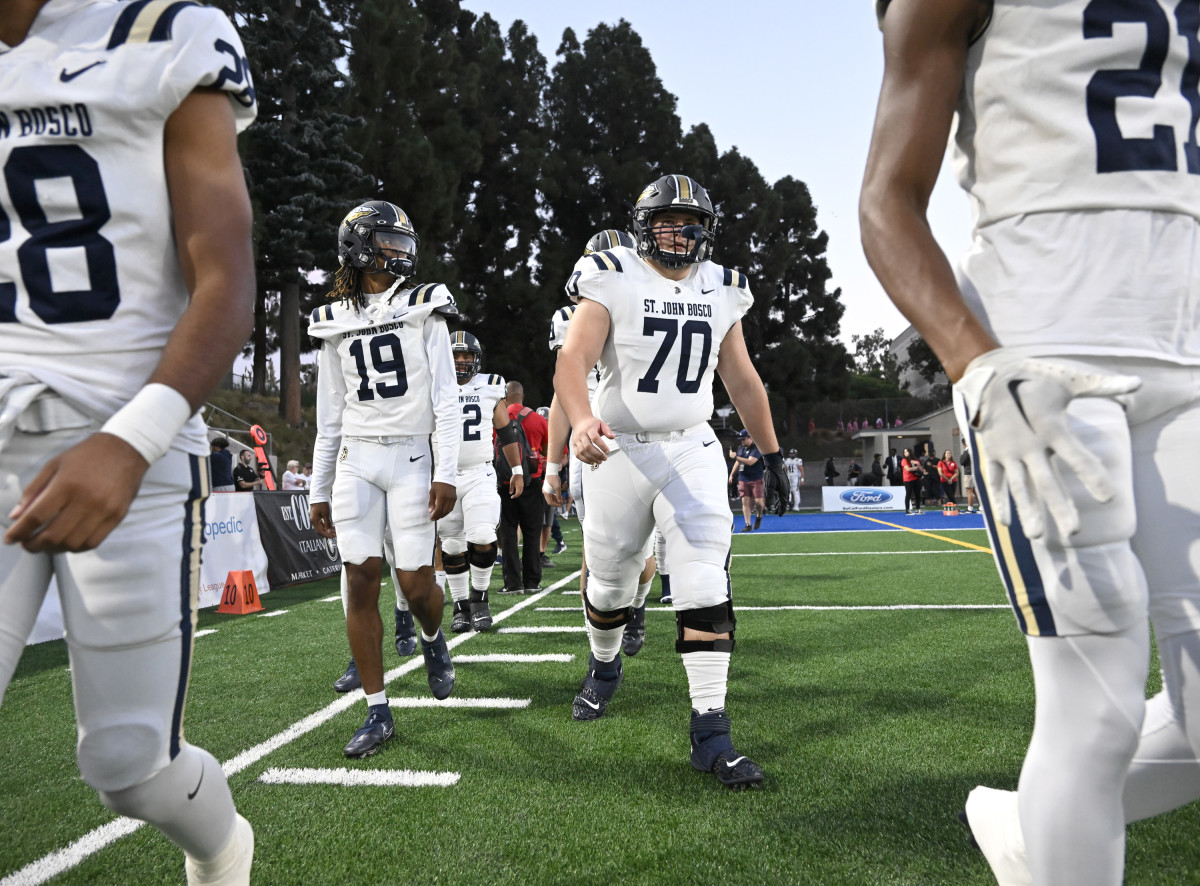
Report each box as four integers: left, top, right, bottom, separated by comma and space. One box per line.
733, 510, 987, 534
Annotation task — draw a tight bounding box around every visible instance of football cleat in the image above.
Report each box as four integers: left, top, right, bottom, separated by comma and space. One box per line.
420, 630, 456, 700
553, 540, 568, 555
333, 658, 361, 693
343, 704, 395, 758
690, 709, 764, 790
450, 601, 471, 634
469, 592, 492, 631
572, 653, 623, 721
395, 607, 417, 657
498, 586, 523, 595
622, 603, 646, 656
961, 787, 1031, 886
659, 594, 673, 605
185, 813, 254, 886
540, 554, 556, 568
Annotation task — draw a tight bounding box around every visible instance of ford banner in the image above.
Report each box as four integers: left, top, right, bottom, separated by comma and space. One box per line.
821, 486, 902, 512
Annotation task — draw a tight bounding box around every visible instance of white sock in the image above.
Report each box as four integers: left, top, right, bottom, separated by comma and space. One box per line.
682, 650, 729, 713
365, 690, 387, 708
434, 570, 447, 589
447, 571, 469, 602
421, 629, 440, 643
587, 623, 624, 665
470, 564, 494, 592
633, 578, 652, 608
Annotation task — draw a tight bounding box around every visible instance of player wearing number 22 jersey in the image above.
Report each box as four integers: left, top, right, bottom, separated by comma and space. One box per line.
864, 1, 1200, 883
1, 0, 257, 882
556, 173, 789, 789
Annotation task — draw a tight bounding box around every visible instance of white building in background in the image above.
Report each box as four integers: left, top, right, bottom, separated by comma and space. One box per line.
889, 324, 948, 399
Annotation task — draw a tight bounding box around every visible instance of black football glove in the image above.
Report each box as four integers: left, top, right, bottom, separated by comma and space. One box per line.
763, 451, 790, 516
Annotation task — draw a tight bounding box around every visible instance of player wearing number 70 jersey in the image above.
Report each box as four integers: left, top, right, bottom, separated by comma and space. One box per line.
863, 1, 1200, 883
308, 200, 460, 759
555, 174, 789, 789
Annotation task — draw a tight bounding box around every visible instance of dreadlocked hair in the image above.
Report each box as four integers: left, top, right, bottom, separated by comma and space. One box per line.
326, 264, 367, 312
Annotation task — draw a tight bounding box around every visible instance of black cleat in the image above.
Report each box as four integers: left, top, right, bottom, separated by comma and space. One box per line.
420, 630, 455, 700
572, 653, 622, 721
343, 704, 394, 758
333, 658, 361, 693
469, 591, 492, 632
753, 514, 762, 530
450, 601, 471, 634
957, 809, 981, 850
395, 607, 417, 657
622, 604, 646, 656
690, 709, 764, 790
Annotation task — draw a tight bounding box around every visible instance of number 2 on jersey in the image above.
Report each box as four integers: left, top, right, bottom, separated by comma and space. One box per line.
462, 403, 483, 441
637, 317, 712, 394
349, 333, 408, 401
1084, 0, 1200, 174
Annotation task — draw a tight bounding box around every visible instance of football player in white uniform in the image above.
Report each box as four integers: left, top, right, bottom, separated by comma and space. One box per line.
0, 1, 256, 881
308, 201, 460, 758
863, 1, 1200, 882
441, 330, 524, 633
556, 175, 789, 788
785, 449, 804, 509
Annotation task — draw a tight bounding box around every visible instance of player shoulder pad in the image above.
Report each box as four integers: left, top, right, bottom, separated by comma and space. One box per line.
307, 301, 362, 340
583, 249, 624, 273
548, 304, 577, 351
107, 0, 200, 48
406, 283, 459, 318
486, 373, 506, 387
722, 267, 751, 291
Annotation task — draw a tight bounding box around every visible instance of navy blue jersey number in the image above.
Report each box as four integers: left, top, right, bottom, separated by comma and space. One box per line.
1084, 0, 1200, 174
0, 145, 120, 323
462, 402, 483, 441
636, 317, 712, 394
348, 333, 409, 401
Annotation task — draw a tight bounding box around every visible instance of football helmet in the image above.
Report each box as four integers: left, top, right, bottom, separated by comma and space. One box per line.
549, 304, 576, 352
450, 330, 483, 382
584, 229, 635, 255
789, 449, 798, 457
338, 201, 419, 279
631, 174, 717, 269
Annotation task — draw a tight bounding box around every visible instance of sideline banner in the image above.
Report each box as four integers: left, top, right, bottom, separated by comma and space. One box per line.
822, 486, 903, 513
199, 492, 270, 608
252, 490, 341, 589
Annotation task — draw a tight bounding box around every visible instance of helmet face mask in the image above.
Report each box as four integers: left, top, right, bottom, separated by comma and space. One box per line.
450, 331, 483, 383
338, 201, 420, 280
632, 175, 717, 269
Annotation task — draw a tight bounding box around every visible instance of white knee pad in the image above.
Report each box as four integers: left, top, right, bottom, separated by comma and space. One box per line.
670, 558, 730, 610
78, 717, 166, 793
465, 526, 497, 546
584, 565, 641, 612
440, 536, 467, 556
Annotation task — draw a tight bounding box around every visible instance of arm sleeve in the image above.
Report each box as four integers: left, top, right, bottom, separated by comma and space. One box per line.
425, 315, 460, 486
309, 341, 345, 504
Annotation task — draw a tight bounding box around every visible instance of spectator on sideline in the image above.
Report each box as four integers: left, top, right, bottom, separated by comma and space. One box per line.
884, 447, 900, 486
498, 381, 548, 593
866, 453, 884, 486
824, 456, 840, 486
303, 462, 313, 482
728, 429, 765, 531
281, 459, 306, 490
960, 443, 978, 514
937, 449, 958, 506
901, 448, 923, 515
210, 437, 235, 492
847, 458, 862, 486
233, 448, 264, 491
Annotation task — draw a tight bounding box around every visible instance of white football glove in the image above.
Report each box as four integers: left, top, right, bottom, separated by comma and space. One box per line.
954, 350, 1140, 539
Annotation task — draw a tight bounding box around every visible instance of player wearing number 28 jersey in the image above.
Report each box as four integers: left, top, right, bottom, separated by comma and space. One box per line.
1, 0, 257, 882
864, 1, 1200, 883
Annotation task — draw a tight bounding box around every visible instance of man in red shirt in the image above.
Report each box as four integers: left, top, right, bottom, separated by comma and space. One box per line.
498, 381, 549, 592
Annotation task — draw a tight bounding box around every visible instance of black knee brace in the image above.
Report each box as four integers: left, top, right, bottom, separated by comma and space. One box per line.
441, 549, 469, 575
676, 600, 736, 654
582, 588, 631, 630
467, 542, 496, 569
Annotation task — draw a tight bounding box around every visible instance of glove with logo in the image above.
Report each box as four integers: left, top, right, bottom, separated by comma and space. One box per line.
954, 349, 1140, 539
763, 451, 791, 516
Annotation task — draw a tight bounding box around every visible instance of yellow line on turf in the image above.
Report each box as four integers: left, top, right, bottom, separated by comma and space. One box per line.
847, 512, 993, 552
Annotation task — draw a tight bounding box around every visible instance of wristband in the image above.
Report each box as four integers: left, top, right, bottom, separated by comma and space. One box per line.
510, 465, 524, 477
546, 461, 561, 475
100, 383, 192, 465
542, 480, 555, 495
763, 451, 784, 467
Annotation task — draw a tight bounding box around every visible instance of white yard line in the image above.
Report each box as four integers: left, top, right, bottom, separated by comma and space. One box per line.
2, 572, 582, 886
194, 629, 218, 638
257, 609, 289, 617
534, 604, 1008, 612
731, 549, 986, 557
260, 768, 459, 788
497, 626, 587, 633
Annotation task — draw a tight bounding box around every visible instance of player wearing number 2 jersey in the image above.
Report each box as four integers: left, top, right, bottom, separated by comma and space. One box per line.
308, 201, 460, 759
863, 1, 1200, 883
0, 0, 256, 881
555, 174, 788, 789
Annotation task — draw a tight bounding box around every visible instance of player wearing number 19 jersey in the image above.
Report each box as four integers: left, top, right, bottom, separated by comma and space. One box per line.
864, 2, 1200, 883
555, 174, 788, 789
0, 1, 256, 882
308, 201, 460, 759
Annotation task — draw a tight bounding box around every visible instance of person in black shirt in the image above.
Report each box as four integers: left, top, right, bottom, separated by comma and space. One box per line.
209, 437, 235, 491
232, 448, 264, 491
727, 429, 764, 531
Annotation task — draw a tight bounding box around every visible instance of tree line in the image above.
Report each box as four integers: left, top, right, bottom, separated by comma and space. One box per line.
212, 0, 853, 432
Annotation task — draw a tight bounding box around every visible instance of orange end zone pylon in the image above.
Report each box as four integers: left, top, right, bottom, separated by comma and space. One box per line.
218, 570, 263, 614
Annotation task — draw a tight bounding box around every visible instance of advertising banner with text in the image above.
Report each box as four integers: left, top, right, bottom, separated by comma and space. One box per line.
252, 490, 341, 589
821, 486, 904, 512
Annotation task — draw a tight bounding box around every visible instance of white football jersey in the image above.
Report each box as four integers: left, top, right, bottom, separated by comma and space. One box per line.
786, 457, 803, 480
456, 371, 506, 469
568, 246, 753, 433
308, 282, 460, 500
549, 303, 599, 399
0, 0, 256, 455
954, 0, 1200, 230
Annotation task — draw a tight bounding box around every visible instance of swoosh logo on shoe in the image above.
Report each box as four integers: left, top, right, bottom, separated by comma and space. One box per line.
409, 454, 424, 462
187, 763, 204, 800
579, 697, 601, 710
60, 61, 106, 81
724, 756, 747, 769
